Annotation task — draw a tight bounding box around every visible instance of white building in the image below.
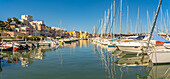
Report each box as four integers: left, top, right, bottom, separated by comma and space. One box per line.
21, 15, 33, 21
20, 15, 45, 31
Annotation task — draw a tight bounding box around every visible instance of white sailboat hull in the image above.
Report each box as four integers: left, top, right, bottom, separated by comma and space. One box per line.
116, 42, 147, 53
118, 46, 142, 53
107, 47, 117, 52
148, 52, 170, 64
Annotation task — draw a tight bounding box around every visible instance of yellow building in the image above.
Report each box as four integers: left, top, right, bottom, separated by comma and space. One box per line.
80, 30, 89, 39
68, 31, 80, 38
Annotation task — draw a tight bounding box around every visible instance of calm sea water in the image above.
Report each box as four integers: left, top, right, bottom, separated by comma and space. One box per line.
0, 40, 169, 79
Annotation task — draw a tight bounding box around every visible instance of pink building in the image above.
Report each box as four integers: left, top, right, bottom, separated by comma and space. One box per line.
5, 31, 25, 37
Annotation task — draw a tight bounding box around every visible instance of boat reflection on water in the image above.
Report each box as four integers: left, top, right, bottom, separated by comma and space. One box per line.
0, 47, 57, 68
63, 41, 170, 79
114, 52, 152, 79
148, 64, 170, 79
0, 40, 169, 79
79, 40, 90, 48
55, 40, 91, 65
92, 43, 170, 79
60, 40, 90, 48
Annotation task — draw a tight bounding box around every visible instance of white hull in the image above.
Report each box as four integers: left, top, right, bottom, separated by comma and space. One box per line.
116, 42, 147, 53
107, 47, 117, 52
39, 43, 50, 46
148, 52, 170, 64
118, 46, 142, 53
39, 40, 57, 46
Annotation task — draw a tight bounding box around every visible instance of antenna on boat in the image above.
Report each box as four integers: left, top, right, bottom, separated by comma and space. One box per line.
147, 0, 162, 49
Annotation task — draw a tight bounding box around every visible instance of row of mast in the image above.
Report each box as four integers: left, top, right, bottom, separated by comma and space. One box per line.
92, 0, 169, 38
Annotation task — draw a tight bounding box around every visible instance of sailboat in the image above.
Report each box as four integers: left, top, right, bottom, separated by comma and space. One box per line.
146, 0, 170, 64
115, 5, 148, 54
107, 0, 119, 48
147, 32, 170, 64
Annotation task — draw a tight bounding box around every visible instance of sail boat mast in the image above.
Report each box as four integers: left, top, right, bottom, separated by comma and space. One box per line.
113, 0, 116, 37
110, 3, 113, 38
104, 10, 107, 37
161, 7, 163, 33
120, 0, 122, 35
96, 19, 101, 36
167, 9, 169, 33
100, 18, 104, 38
105, 8, 110, 37
135, 8, 139, 34
147, 0, 162, 48
141, 21, 142, 33
164, 14, 168, 34
147, 10, 151, 33
60, 19, 62, 36
93, 26, 95, 37
130, 19, 132, 34
127, 5, 129, 34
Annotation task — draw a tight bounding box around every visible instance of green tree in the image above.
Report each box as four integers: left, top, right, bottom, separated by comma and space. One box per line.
7, 18, 12, 23
0, 21, 6, 30
40, 24, 46, 26
12, 17, 21, 24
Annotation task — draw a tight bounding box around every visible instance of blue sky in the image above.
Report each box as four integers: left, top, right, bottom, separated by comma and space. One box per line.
0, 0, 169, 33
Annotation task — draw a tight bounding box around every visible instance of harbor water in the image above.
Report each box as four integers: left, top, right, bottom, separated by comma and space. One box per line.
0, 40, 169, 79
